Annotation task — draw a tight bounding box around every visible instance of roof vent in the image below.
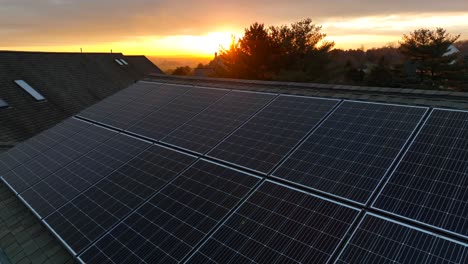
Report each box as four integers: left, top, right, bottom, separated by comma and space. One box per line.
0, 99, 8, 108
14, 80, 46, 101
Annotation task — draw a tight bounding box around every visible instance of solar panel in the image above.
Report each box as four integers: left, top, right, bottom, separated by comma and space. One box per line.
272, 101, 427, 204
188, 181, 360, 263
19, 134, 151, 219
337, 214, 468, 263
79, 160, 261, 263
0, 118, 90, 174
2, 124, 117, 194
127, 87, 229, 141
373, 109, 468, 238
79, 82, 161, 123
162, 91, 276, 154
96, 84, 190, 130
207, 95, 339, 174
44, 145, 197, 254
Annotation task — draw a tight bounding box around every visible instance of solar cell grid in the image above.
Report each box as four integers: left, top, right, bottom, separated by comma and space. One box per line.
373, 109, 468, 238
79, 82, 159, 122
188, 181, 360, 264
44, 145, 197, 254
208, 95, 339, 174
127, 87, 229, 141
79, 160, 261, 264
0, 118, 90, 174
19, 134, 151, 219
162, 90, 276, 154
337, 214, 468, 264
2, 125, 117, 194
273, 101, 427, 204
99, 84, 189, 130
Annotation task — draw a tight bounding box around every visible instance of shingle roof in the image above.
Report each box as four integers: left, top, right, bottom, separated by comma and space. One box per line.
0, 51, 162, 150
0, 181, 74, 264
145, 74, 468, 110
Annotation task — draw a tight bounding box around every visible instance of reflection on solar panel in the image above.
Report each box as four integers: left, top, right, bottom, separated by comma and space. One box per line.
79, 160, 261, 263
273, 101, 427, 203
0, 118, 90, 174
188, 181, 359, 263
208, 95, 338, 174
337, 214, 468, 263
373, 109, 468, 238
2, 124, 116, 193
79, 82, 161, 123
20, 134, 151, 218
127, 88, 229, 141
44, 145, 196, 254
96, 84, 189, 130
162, 91, 276, 154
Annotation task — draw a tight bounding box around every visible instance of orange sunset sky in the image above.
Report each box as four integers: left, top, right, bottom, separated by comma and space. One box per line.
0, 0, 467, 57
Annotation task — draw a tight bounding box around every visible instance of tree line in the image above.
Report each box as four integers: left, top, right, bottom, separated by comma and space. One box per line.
172, 18, 468, 91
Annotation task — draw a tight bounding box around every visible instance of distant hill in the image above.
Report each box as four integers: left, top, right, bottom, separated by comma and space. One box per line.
148, 56, 212, 73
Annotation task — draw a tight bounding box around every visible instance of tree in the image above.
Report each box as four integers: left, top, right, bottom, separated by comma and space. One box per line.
172, 66, 192, 76
399, 28, 460, 80
217, 18, 333, 81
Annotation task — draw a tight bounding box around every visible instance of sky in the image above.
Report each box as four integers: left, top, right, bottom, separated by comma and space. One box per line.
0, 0, 467, 57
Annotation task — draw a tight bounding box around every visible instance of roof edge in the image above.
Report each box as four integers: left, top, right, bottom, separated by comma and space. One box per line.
146, 74, 468, 99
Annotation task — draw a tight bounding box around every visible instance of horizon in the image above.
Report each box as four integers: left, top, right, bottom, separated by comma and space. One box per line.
1, 1, 467, 57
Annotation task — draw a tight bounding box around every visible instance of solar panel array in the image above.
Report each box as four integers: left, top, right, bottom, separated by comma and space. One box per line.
0, 81, 467, 264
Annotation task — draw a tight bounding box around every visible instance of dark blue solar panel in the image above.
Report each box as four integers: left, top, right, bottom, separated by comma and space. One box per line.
337, 214, 468, 264
98, 84, 190, 130
44, 145, 196, 254
373, 109, 468, 238
2, 125, 117, 194
126, 88, 229, 141
79, 160, 261, 264
79, 82, 159, 123
208, 95, 339, 174
188, 181, 360, 263
19, 134, 151, 219
0, 118, 90, 174
162, 91, 276, 154
273, 101, 427, 203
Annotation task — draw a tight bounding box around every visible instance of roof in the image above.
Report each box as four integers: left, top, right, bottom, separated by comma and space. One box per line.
0, 51, 162, 150
145, 74, 468, 110
0, 51, 163, 263
1, 76, 467, 263
0, 181, 74, 264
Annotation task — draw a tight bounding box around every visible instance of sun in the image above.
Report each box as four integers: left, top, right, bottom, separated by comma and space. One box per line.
191, 32, 234, 56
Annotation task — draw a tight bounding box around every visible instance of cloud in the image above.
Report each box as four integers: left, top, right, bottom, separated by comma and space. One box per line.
0, 0, 467, 48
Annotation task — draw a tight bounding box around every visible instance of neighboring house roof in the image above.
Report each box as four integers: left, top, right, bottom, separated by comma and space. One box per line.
124, 55, 164, 75
0, 51, 162, 151
145, 74, 468, 110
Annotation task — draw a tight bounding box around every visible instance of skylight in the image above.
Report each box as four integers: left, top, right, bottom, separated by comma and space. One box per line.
115, 59, 124, 66
0, 99, 8, 108
14, 80, 46, 101
119, 59, 129, 65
